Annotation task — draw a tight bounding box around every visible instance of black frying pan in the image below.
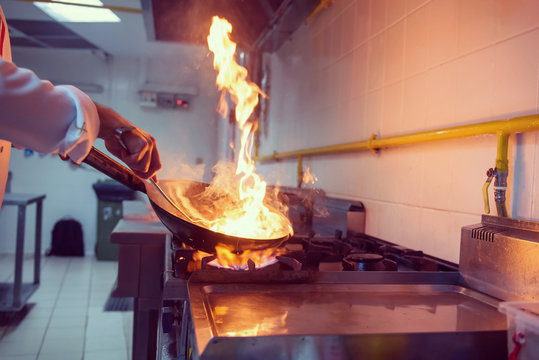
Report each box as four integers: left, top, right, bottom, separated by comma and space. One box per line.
83, 147, 290, 253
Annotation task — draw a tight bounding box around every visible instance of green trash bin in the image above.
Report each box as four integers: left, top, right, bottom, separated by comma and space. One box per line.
93, 180, 135, 261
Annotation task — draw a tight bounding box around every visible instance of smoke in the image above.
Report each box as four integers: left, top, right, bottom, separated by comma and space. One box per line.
159, 152, 206, 182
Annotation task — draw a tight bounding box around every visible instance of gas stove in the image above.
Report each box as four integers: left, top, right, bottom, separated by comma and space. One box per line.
169, 230, 458, 277
111, 198, 539, 360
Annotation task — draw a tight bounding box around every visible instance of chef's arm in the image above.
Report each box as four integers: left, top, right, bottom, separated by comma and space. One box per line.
0, 59, 99, 162
0, 59, 161, 179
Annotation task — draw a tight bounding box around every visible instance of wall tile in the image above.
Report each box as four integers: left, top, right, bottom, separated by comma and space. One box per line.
454, 47, 495, 123
364, 88, 384, 136
420, 141, 455, 210
355, 0, 371, 46
396, 205, 426, 250
448, 137, 498, 215
496, 0, 539, 40
370, 0, 387, 35
320, 24, 332, 69
265, 0, 539, 263
387, 0, 407, 25
491, 30, 539, 118
426, 62, 457, 129
404, 5, 430, 77
359, 153, 382, 199
338, 53, 355, 101
349, 94, 366, 132
384, 21, 405, 85
338, 100, 362, 143
375, 151, 401, 202
341, 3, 356, 55
352, 44, 369, 96
457, 0, 496, 55
375, 201, 403, 241
406, 0, 429, 13
401, 72, 429, 132
428, 0, 458, 66
381, 81, 403, 135
328, 64, 340, 107
332, 0, 356, 16
330, 21, 340, 64
367, 33, 386, 90
362, 199, 379, 237
419, 208, 462, 263
393, 146, 426, 205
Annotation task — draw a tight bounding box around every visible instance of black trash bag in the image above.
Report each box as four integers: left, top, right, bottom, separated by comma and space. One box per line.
47, 218, 84, 256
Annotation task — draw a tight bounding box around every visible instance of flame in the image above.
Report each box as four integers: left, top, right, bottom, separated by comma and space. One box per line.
302, 166, 318, 185
209, 244, 282, 270
206, 16, 292, 240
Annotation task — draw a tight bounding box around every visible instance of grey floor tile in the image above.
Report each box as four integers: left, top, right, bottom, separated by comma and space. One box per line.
37, 354, 81, 360
40, 337, 84, 355
83, 349, 127, 360
0, 256, 131, 359
0, 339, 41, 356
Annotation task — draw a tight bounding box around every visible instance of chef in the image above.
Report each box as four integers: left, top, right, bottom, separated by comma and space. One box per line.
0, 5, 161, 209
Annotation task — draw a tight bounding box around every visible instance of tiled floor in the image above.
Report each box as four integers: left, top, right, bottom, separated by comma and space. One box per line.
0, 255, 132, 360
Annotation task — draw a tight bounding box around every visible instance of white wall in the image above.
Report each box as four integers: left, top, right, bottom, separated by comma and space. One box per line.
258, 0, 539, 263
0, 46, 221, 254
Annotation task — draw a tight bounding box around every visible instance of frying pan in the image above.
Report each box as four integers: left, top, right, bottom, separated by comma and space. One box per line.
83, 147, 290, 253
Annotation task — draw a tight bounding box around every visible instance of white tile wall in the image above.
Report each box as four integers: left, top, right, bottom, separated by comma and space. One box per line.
259, 0, 539, 262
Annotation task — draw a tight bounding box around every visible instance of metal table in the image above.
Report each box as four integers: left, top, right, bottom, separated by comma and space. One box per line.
111, 219, 171, 360
0, 193, 45, 311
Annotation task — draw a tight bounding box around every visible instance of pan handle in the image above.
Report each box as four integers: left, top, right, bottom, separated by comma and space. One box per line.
83, 147, 146, 193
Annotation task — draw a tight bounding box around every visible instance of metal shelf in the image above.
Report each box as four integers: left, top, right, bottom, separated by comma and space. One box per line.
0, 283, 39, 311
1, 193, 46, 312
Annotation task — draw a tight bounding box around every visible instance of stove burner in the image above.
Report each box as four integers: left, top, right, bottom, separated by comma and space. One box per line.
342, 253, 398, 271
200, 254, 302, 272
170, 230, 457, 276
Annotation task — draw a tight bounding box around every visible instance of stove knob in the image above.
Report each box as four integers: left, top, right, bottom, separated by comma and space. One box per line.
162, 309, 174, 333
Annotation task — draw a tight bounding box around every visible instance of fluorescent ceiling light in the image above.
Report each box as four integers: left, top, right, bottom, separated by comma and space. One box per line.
34, 0, 120, 23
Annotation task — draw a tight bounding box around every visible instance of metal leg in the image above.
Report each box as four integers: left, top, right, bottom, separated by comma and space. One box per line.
34, 199, 42, 285
132, 298, 159, 360
13, 204, 26, 309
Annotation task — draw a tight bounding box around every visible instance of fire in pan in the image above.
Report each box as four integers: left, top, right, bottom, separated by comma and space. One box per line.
83, 147, 291, 254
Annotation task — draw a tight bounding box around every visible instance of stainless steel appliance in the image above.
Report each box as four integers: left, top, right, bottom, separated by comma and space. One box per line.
112, 197, 539, 360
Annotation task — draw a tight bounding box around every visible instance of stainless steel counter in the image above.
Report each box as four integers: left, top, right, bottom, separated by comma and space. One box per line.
187, 272, 507, 359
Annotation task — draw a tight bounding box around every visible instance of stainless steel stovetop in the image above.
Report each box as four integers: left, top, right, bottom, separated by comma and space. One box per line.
112, 204, 538, 360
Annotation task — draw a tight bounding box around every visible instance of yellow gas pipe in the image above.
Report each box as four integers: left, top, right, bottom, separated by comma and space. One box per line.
307, 0, 335, 23
256, 115, 539, 217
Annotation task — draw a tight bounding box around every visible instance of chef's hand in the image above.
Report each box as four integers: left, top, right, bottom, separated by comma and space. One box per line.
94, 102, 162, 180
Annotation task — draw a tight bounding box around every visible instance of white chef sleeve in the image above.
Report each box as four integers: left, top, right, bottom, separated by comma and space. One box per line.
0, 59, 99, 163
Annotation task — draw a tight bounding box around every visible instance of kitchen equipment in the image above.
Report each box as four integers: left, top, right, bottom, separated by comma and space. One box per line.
460, 215, 539, 302
110, 192, 539, 359
83, 147, 290, 253
499, 302, 539, 360
157, 230, 506, 360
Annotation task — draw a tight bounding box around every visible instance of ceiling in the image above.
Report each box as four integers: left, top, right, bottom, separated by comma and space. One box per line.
145, 0, 319, 52
2, 0, 195, 58
2, 0, 318, 58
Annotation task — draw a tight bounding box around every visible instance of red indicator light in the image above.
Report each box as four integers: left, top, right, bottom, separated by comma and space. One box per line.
176, 99, 183, 105
183, 103, 188, 108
